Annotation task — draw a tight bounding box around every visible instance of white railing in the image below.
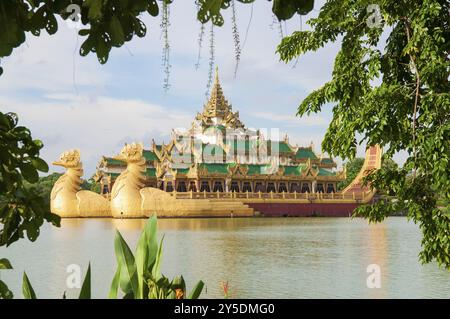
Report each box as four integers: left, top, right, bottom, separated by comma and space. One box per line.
172, 190, 371, 202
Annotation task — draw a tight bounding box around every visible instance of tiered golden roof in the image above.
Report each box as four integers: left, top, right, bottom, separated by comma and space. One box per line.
195, 67, 244, 129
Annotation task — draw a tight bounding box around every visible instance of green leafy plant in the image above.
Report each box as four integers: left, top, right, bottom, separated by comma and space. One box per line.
9, 216, 204, 299
109, 215, 204, 299
20, 264, 92, 299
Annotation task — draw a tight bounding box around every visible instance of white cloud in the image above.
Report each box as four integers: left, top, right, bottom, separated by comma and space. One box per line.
253, 111, 328, 127
1, 94, 192, 176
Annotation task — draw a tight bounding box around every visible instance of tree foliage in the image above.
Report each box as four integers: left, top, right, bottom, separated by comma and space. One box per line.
0, 0, 314, 75
277, 0, 450, 268
0, 111, 61, 298
0, 112, 60, 247
338, 157, 365, 190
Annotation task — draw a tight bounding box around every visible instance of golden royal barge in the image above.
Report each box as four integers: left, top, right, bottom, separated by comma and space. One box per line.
50, 69, 382, 218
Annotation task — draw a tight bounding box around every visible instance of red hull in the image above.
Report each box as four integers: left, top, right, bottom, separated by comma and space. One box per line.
246, 202, 360, 217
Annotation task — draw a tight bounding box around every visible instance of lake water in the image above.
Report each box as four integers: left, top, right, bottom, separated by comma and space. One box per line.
1, 217, 449, 299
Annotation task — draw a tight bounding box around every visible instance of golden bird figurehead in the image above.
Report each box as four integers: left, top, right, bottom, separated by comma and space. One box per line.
115, 142, 144, 164
53, 149, 81, 168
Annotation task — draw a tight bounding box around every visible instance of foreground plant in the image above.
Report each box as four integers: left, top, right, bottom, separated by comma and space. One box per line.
13, 215, 204, 299
109, 215, 204, 299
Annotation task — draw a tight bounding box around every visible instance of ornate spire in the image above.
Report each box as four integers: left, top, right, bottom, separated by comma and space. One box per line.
195, 67, 244, 129
214, 65, 219, 86
205, 66, 230, 117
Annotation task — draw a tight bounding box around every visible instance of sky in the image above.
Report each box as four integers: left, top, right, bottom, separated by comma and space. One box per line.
0, 1, 384, 177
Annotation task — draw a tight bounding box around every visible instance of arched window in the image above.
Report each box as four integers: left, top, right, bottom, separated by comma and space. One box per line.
326, 183, 335, 193
177, 181, 187, 192
289, 183, 298, 193
317, 183, 324, 193
301, 183, 310, 193
102, 185, 109, 194
267, 182, 276, 193
230, 181, 240, 192
200, 181, 211, 192
255, 182, 265, 193
242, 182, 252, 192
166, 181, 174, 192
188, 181, 197, 192
213, 181, 224, 192
278, 182, 287, 193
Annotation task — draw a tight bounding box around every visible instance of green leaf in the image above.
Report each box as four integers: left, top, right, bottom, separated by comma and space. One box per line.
114, 230, 139, 298
78, 29, 90, 36
80, 35, 95, 56
0, 258, 12, 269
297, 0, 314, 15
147, 0, 159, 16
135, 215, 158, 298
108, 264, 121, 299
45, 13, 58, 35
95, 36, 110, 64
78, 263, 91, 299
109, 15, 125, 46
0, 280, 13, 299
151, 234, 165, 280
85, 0, 103, 20
31, 157, 49, 173
20, 163, 39, 183
22, 272, 37, 299
188, 280, 204, 299
198, 0, 225, 26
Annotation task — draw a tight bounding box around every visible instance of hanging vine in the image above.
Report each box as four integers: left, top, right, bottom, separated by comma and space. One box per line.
291, 15, 302, 69
205, 22, 215, 98
161, 0, 171, 92
270, 14, 284, 39
195, 3, 206, 70
231, 0, 241, 77
241, 2, 254, 52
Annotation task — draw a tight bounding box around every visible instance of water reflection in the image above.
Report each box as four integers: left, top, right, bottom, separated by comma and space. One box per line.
1, 217, 449, 298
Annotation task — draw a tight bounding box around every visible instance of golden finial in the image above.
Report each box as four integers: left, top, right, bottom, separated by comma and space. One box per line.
214, 65, 219, 85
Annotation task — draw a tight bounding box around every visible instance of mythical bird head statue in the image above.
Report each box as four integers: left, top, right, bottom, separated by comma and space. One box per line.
115, 142, 144, 164
53, 149, 81, 168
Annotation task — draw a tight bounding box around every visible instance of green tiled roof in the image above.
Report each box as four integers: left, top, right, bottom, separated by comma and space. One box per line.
224, 139, 294, 155
199, 163, 230, 174
202, 143, 226, 157
271, 141, 293, 153
175, 168, 189, 174
295, 147, 318, 160
320, 158, 335, 165
146, 168, 156, 177
107, 169, 156, 179
246, 164, 265, 175
104, 150, 158, 166
283, 165, 305, 176
232, 140, 253, 153
144, 150, 159, 162
318, 168, 335, 176
204, 124, 226, 131
104, 157, 125, 166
